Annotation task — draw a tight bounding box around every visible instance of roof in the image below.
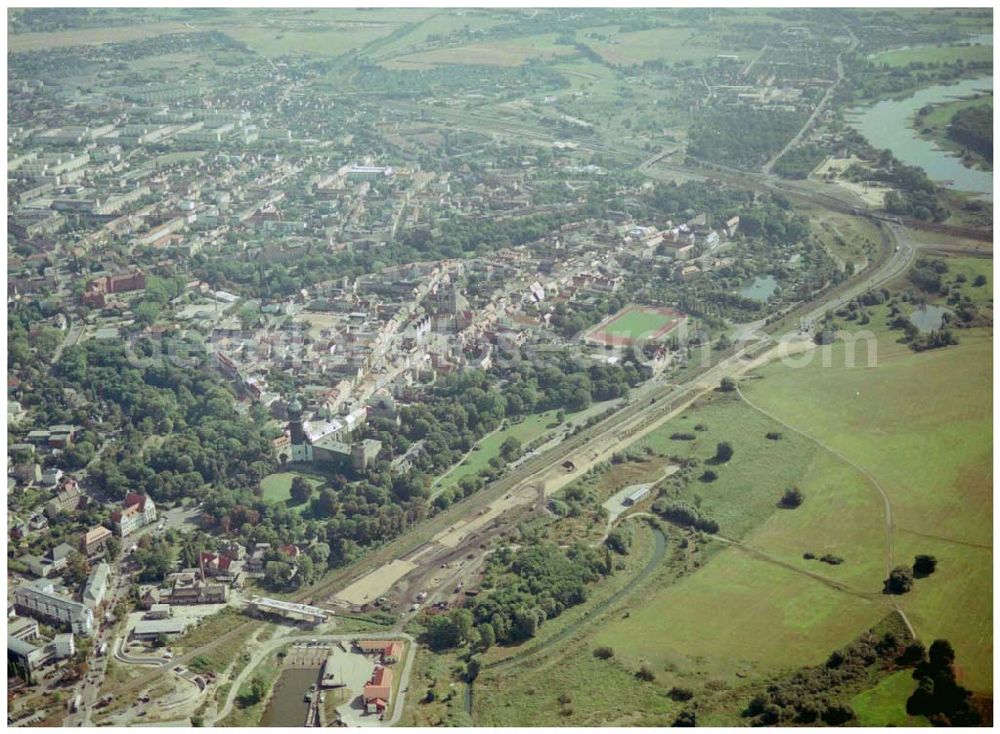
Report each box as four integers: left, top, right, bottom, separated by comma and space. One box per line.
84, 525, 112, 544
200, 551, 233, 571
124, 492, 152, 511
85, 563, 110, 592
50, 542, 76, 562
133, 618, 189, 636
8, 635, 40, 657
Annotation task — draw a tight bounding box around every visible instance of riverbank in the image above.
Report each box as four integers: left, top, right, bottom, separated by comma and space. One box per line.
845, 74, 993, 197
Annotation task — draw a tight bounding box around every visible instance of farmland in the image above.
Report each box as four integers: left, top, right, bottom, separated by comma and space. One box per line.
383, 33, 575, 69
581, 25, 756, 66
870, 42, 993, 68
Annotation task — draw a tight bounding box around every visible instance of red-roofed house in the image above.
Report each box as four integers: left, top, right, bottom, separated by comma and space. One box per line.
110, 493, 157, 537
357, 640, 403, 664
363, 665, 393, 713
198, 551, 235, 579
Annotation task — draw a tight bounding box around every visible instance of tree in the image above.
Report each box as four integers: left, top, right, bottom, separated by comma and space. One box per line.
499, 435, 522, 462
973, 274, 987, 287
289, 476, 313, 504
308, 542, 330, 567
779, 487, 804, 508
240, 675, 267, 706
477, 622, 496, 651
913, 554, 937, 577
719, 376, 737, 392
449, 607, 473, 645
64, 551, 91, 587
426, 615, 462, 651
605, 527, 632, 555
714, 441, 733, 463
673, 709, 697, 727
884, 565, 914, 595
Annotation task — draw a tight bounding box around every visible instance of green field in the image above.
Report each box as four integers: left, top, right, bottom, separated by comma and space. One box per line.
871, 43, 993, 68
473, 254, 992, 725
259, 470, 324, 508
384, 33, 574, 69
582, 25, 755, 66
221, 25, 394, 57
742, 313, 992, 690
852, 669, 932, 726
432, 410, 559, 495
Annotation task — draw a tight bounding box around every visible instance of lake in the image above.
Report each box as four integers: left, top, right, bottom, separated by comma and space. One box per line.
738, 275, 778, 302
846, 74, 993, 196
909, 304, 951, 333
259, 667, 319, 727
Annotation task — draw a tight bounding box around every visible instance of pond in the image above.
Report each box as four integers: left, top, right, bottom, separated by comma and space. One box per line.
738, 275, 778, 302
845, 74, 994, 197
909, 304, 951, 333
259, 667, 319, 727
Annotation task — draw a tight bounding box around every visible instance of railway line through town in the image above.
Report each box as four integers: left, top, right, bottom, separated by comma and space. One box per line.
100, 133, 951, 711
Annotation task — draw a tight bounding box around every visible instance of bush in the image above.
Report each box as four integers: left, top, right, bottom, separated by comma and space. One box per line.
779, 487, 803, 508
668, 686, 695, 701
719, 377, 737, 392
670, 432, 696, 441
700, 470, 718, 482
765, 431, 783, 440
635, 663, 656, 682
593, 646, 615, 660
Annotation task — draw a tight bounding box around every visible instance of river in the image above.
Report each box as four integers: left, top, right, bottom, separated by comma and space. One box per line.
846, 74, 993, 197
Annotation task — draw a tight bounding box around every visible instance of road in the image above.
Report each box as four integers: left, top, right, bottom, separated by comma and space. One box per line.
211, 633, 416, 727
63, 556, 134, 727
50, 315, 84, 368
762, 25, 858, 176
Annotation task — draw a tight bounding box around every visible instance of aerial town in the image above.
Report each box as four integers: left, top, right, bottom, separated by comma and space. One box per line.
6, 6, 993, 729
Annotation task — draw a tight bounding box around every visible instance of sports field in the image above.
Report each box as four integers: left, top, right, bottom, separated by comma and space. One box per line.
584, 304, 687, 346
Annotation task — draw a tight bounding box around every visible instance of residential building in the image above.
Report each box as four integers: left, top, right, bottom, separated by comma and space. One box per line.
363, 664, 393, 713
81, 525, 112, 557
357, 639, 403, 664
83, 562, 110, 608
110, 493, 157, 537
13, 579, 94, 635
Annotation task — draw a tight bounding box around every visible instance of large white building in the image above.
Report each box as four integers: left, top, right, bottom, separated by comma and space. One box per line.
83, 562, 110, 608
14, 579, 94, 636
111, 493, 157, 537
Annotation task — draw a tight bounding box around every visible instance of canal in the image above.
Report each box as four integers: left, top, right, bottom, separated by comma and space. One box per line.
259, 667, 320, 727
